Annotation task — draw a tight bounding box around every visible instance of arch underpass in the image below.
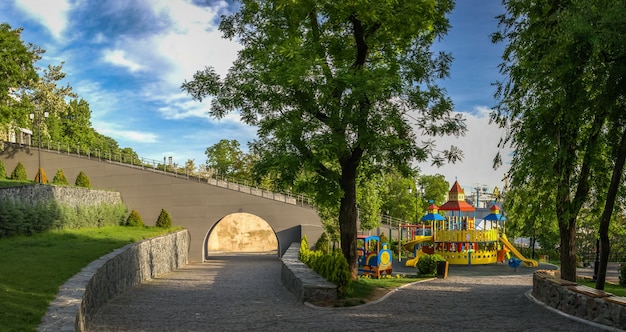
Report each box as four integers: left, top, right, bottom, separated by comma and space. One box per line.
0, 142, 323, 261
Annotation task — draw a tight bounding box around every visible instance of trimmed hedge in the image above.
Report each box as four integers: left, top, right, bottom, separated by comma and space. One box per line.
299, 236, 351, 293
416, 253, 446, 276
10, 162, 27, 181
156, 208, 172, 228
0, 200, 127, 237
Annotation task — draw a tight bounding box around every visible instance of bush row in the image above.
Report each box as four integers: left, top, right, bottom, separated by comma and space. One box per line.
298, 235, 351, 293
0, 201, 127, 237
0, 160, 91, 188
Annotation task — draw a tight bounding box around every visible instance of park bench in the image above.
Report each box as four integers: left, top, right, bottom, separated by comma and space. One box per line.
567, 285, 612, 298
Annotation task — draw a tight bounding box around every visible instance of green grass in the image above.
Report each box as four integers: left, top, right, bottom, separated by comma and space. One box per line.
0, 226, 176, 332
0, 177, 33, 188
332, 276, 426, 306
577, 278, 626, 296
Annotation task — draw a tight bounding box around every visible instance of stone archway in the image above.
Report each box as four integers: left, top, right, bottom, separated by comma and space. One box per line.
207, 212, 278, 253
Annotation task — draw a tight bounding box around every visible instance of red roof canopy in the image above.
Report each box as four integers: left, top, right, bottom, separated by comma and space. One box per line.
438, 200, 475, 211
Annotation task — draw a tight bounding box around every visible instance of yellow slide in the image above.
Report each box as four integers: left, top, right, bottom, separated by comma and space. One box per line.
499, 235, 538, 267
403, 236, 433, 267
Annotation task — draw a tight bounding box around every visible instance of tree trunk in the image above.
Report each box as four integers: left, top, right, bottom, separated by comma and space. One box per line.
338, 153, 361, 280
559, 219, 577, 281
595, 126, 626, 290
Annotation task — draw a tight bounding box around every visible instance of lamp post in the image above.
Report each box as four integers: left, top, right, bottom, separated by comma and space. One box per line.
29, 111, 49, 183
407, 184, 424, 224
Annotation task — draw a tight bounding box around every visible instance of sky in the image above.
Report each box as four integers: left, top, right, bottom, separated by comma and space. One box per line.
0, 0, 511, 195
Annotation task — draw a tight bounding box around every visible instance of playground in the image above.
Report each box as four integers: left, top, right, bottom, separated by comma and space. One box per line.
357, 181, 538, 277
401, 181, 538, 269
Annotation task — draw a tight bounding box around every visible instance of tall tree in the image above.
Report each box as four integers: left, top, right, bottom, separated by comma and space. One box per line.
205, 139, 245, 177
0, 23, 41, 130
182, 0, 465, 278
492, 0, 626, 283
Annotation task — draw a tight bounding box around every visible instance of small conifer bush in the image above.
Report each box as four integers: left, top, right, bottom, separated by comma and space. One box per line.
155, 208, 172, 228
124, 209, 144, 227
75, 171, 91, 188
52, 169, 69, 185
314, 232, 330, 254
0, 159, 6, 179
34, 167, 48, 184
10, 162, 28, 181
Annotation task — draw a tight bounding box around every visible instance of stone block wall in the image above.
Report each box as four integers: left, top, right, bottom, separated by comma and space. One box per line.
0, 185, 122, 207
280, 242, 337, 303
38, 229, 190, 332
532, 270, 626, 329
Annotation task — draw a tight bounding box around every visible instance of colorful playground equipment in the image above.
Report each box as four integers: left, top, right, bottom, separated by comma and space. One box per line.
403, 181, 538, 267
357, 235, 393, 277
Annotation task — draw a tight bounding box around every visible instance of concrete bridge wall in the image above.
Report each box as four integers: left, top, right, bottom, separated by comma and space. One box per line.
0, 143, 323, 261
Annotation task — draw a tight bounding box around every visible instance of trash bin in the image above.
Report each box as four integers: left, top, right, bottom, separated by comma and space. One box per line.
436, 261, 449, 279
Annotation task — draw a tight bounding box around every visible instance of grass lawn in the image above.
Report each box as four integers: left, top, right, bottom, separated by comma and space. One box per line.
0, 226, 175, 332
311, 275, 430, 307
0, 177, 33, 188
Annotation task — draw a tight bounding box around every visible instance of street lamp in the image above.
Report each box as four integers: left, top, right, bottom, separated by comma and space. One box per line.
29, 111, 49, 183
408, 184, 425, 224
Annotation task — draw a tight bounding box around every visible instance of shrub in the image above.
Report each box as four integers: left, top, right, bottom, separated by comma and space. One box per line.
34, 167, 48, 184
52, 168, 69, 185
10, 162, 28, 181
315, 232, 330, 254
124, 209, 144, 227
75, 171, 91, 188
416, 254, 446, 276
298, 235, 351, 293
155, 209, 172, 228
0, 159, 6, 178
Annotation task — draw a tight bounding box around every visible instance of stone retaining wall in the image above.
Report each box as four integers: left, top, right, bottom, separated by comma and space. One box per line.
280, 242, 337, 303
532, 270, 626, 329
38, 229, 190, 332
0, 184, 122, 207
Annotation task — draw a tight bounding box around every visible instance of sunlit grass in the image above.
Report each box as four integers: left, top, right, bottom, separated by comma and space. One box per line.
0, 226, 177, 332
0, 177, 32, 187
332, 275, 427, 306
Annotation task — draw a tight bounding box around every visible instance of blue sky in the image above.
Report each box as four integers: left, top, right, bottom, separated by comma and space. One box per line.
0, 0, 510, 194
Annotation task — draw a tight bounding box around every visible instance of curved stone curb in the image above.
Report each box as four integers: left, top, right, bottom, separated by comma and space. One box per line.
525, 290, 623, 332
280, 243, 337, 303
38, 229, 190, 332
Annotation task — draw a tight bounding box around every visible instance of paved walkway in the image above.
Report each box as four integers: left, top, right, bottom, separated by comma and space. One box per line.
88, 254, 613, 331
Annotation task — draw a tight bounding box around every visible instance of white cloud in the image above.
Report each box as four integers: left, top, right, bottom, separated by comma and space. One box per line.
415, 106, 511, 192
14, 0, 71, 39
96, 126, 158, 144
102, 49, 146, 73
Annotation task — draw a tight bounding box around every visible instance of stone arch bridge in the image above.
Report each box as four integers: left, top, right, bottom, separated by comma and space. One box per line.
0, 142, 323, 261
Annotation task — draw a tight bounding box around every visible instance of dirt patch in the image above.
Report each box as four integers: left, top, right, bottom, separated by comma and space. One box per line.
308, 287, 392, 308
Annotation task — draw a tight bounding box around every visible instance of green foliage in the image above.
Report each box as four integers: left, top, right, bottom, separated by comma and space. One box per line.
0, 200, 127, 237
314, 232, 331, 254
299, 236, 351, 293
156, 208, 172, 228
74, 171, 91, 188
298, 235, 309, 262
124, 209, 144, 227
416, 254, 446, 276
52, 168, 69, 185
10, 162, 28, 181
0, 159, 6, 179
182, 0, 465, 278
620, 264, 626, 287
